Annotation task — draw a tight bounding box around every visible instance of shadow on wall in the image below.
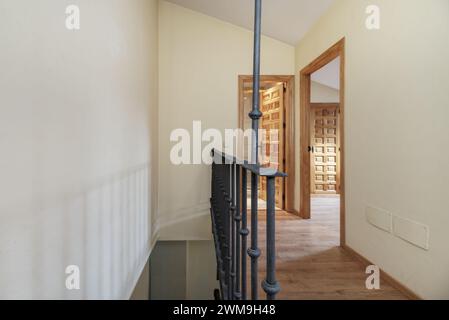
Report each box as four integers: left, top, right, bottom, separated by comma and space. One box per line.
1, 164, 154, 300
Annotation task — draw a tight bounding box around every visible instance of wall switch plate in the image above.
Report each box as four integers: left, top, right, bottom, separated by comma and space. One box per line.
392, 216, 430, 251
366, 206, 393, 233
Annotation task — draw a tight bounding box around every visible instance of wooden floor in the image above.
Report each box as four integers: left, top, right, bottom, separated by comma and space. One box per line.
249, 195, 408, 300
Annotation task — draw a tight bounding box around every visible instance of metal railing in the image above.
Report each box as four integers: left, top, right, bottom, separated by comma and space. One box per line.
210, 151, 285, 300
210, 0, 285, 300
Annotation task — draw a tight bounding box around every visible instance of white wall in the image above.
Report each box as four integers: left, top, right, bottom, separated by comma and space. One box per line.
295, 0, 449, 299
0, 0, 159, 299
158, 1, 295, 239
311, 81, 339, 103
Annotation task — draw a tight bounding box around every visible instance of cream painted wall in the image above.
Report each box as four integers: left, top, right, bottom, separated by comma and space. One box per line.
0, 0, 159, 299
158, 1, 295, 239
295, 0, 449, 299
186, 241, 219, 300
311, 81, 339, 103
149, 240, 217, 300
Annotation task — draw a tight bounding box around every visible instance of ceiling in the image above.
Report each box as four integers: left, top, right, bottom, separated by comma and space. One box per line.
165, 0, 336, 45
311, 57, 340, 90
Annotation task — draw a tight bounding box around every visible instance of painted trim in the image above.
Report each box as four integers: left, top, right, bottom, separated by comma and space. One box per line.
238, 75, 296, 214
156, 201, 211, 229
299, 38, 346, 246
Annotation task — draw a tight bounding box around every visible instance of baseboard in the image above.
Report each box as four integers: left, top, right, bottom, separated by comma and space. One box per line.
292, 209, 301, 217
156, 201, 210, 229
342, 245, 422, 300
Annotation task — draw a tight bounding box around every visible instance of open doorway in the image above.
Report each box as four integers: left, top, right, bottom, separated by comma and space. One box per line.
300, 39, 345, 246
238, 75, 295, 213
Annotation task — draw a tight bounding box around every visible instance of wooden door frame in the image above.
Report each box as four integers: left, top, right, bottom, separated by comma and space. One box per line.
299, 38, 346, 246
238, 75, 295, 213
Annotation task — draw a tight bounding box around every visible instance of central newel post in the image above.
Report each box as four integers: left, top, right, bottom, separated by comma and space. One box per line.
248, 0, 280, 300
248, 0, 263, 301
211, 0, 281, 301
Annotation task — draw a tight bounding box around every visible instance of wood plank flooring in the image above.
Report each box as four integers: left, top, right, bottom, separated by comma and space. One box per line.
247, 195, 408, 300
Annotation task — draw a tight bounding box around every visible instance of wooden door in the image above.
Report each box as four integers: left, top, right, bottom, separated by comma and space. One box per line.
310, 103, 340, 194
259, 84, 285, 208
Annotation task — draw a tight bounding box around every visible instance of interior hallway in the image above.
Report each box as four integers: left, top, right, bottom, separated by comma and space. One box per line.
252, 195, 408, 300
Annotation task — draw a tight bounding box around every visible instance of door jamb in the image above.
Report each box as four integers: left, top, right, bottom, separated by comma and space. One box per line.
238, 75, 295, 213
299, 38, 346, 246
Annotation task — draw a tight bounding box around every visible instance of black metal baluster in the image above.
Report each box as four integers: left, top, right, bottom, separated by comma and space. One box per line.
248, 173, 260, 300
240, 168, 248, 300
211, 162, 223, 297
219, 163, 228, 299
230, 164, 236, 300
225, 164, 233, 300
210, 163, 217, 292
248, 0, 262, 301
262, 176, 280, 300
234, 165, 241, 299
